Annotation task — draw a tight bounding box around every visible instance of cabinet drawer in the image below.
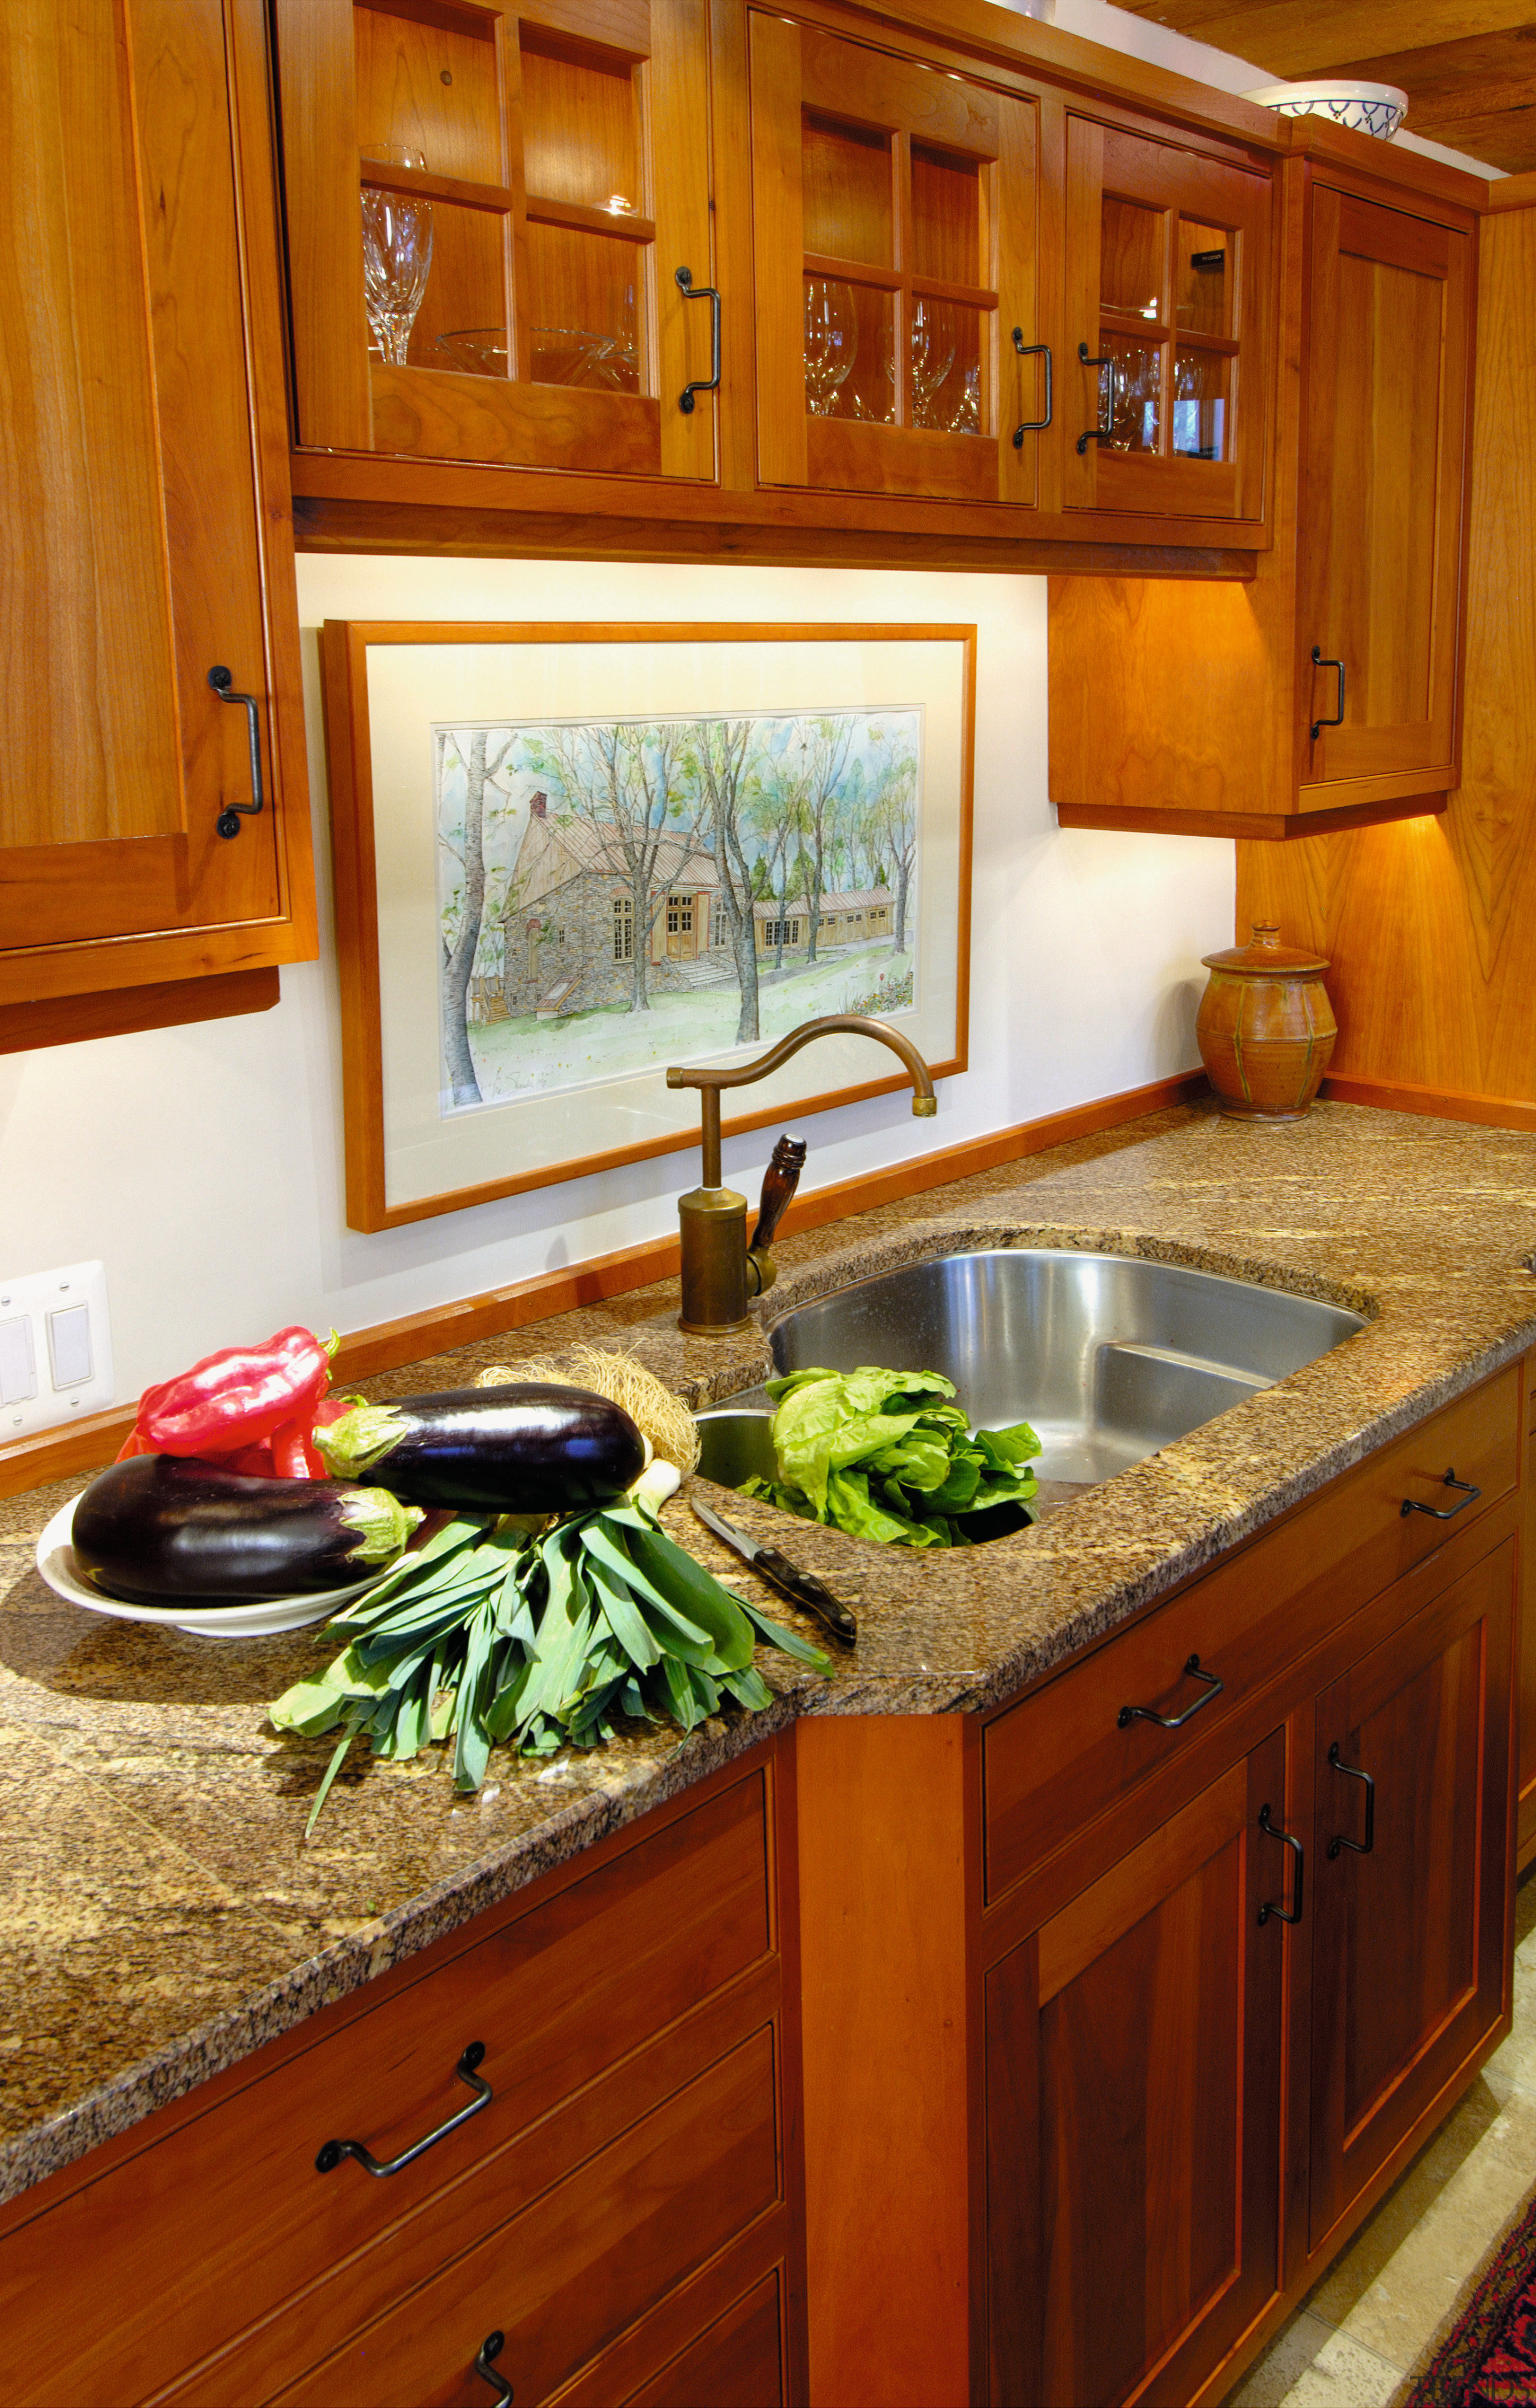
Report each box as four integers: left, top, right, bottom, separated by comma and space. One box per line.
2, 1769, 773, 2408
270, 2025, 781, 2407
985, 1367, 1519, 1903
622, 2270, 785, 2407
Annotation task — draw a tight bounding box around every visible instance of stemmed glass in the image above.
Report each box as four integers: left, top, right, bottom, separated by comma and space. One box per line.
804, 280, 857, 416
360, 147, 434, 367
910, 298, 955, 429
949, 362, 981, 435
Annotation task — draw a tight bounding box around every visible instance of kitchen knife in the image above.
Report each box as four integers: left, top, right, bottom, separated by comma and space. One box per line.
691, 1497, 857, 1646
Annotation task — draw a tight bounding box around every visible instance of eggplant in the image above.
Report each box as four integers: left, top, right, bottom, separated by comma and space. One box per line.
316, 1383, 647, 1514
71, 1456, 422, 1604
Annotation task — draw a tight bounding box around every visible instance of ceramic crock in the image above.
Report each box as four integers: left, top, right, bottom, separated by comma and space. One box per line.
1196, 921, 1337, 1121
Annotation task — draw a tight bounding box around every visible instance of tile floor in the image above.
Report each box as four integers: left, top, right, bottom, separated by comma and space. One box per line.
1226, 1867, 1536, 2406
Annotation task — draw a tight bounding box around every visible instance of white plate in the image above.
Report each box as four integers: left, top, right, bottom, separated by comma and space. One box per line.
35, 1494, 378, 1638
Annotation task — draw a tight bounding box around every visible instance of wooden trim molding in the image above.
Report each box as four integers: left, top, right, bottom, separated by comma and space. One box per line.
1056, 797, 1450, 842
1319, 1074, 1536, 1134
0, 1071, 1208, 1497
0, 969, 280, 1056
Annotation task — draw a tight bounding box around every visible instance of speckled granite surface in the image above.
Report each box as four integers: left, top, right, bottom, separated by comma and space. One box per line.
3, 1098, 1535, 2206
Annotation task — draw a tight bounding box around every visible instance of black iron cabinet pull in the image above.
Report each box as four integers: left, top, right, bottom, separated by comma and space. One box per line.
1076, 341, 1118, 454
1310, 646, 1346, 741
314, 2040, 491, 2176
475, 2331, 514, 2402
1012, 327, 1052, 442
1257, 1805, 1304, 1926
1118, 1652, 1223, 1731
675, 265, 721, 414
1327, 1741, 1376, 1858
1400, 1467, 1481, 1521
207, 665, 266, 839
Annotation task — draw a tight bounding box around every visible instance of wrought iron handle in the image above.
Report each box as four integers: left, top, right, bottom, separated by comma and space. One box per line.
1118, 1652, 1223, 1731
1257, 1805, 1304, 1925
676, 265, 721, 413
208, 666, 265, 839
1076, 341, 1118, 455
1310, 647, 1346, 741
314, 2041, 491, 2176
1012, 329, 1052, 442
1327, 1741, 1376, 1858
475, 2331, 514, 2402
1400, 1467, 1481, 1521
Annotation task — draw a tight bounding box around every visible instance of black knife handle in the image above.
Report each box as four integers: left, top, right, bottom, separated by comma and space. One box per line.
757, 1547, 857, 1645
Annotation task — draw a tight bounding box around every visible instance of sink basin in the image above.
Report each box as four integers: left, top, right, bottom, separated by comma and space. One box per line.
724, 1248, 1366, 1493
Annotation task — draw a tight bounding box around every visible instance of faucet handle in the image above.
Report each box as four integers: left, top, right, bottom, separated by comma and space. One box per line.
750, 1136, 807, 1254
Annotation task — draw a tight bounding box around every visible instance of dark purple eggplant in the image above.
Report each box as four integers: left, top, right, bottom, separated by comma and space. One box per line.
315, 1383, 647, 1513
71, 1457, 422, 1604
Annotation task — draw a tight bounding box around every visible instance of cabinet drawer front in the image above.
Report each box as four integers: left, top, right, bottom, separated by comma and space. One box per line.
622, 2269, 784, 2407
271, 2025, 781, 2408
985, 1367, 1519, 1902
1, 1770, 772, 2408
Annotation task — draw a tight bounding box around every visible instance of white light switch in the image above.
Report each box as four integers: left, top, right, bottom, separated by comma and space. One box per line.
0, 1317, 36, 1407
47, 1304, 94, 1390
0, 1263, 113, 1437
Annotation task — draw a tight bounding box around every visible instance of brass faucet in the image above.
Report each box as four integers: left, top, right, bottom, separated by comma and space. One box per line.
665, 1014, 938, 1335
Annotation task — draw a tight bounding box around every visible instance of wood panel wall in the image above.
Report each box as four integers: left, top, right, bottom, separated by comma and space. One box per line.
1238, 202, 1536, 1113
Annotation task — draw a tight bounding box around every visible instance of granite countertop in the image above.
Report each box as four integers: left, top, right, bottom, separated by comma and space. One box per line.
4, 1097, 1536, 2206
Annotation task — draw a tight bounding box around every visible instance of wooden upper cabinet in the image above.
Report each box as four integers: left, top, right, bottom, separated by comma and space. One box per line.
1297, 187, 1471, 797
277, 0, 715, 482
0, 0, 314, 1018
1062, 113, 1271, 526
748, 13, 1041, 506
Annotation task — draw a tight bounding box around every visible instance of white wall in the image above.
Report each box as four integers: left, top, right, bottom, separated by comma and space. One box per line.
0, 557, 1232, 1401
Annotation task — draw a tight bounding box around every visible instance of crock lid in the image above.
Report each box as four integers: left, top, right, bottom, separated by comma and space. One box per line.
1201, 921, 1330, 977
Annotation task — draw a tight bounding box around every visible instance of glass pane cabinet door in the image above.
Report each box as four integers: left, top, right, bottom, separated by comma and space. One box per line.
749, 14, 1042, 505
278, 0, 715, 481
1063, 116, 1271, 522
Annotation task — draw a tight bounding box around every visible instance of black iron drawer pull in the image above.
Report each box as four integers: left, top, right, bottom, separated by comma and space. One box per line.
475, 2331, 514, 2402
1118, 1652, 1223, 1731
1012, 328, 1052, 440
1076, 341, 1118, 454
207, 666, 265, 839
314, 2041, 491, 2176
1257, 1805, 1304, 1926
1310, 646, 1346, 741
675, 265, 720, 413
1327, 1741, 1376, 1858
1400, 1467, 1481, 1521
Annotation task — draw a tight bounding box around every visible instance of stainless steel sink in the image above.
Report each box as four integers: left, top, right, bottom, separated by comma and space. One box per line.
712, 1248, 1366, 1493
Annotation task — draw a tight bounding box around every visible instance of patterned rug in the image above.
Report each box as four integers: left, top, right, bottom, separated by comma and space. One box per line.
1406, 2185, 1536, 2404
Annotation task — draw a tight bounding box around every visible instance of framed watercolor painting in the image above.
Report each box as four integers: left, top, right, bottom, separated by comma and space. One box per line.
320, 621, 975, 1230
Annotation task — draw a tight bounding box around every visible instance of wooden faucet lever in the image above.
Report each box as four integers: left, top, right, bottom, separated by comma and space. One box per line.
751, 1137, 806, 1253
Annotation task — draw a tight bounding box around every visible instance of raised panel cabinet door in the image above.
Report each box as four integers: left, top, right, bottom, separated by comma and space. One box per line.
0, 0, 312, 1003
1309, 1537, 1514, 2254
748, 11, 1042, 506
275, 0, 715, 482
985, 1734, 1287, 2407
1062, 114, 1271, 526
1298, 187, 1472, 792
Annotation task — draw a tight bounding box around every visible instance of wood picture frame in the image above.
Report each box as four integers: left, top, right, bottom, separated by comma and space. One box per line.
321, 620, 975, 1231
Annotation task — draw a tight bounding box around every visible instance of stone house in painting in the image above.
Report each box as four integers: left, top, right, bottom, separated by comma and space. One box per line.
493, 792, 897, 1020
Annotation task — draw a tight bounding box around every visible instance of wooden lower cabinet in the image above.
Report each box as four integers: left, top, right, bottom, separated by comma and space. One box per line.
986, 1734, 1286, 2407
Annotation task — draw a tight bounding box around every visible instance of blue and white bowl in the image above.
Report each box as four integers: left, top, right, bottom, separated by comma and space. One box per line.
1245, 82, 1409, 142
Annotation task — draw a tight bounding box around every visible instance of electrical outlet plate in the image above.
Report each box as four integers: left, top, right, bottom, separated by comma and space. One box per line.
0, 1262, 114, 1440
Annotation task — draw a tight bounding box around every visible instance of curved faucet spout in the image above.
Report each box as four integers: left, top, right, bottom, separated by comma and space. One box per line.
667, 1013, 937, 1187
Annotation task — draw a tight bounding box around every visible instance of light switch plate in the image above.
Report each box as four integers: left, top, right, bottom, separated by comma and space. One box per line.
0, 1262, 114, 1439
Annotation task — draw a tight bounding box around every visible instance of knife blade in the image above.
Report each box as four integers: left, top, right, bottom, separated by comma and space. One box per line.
691, 1497, 857, 1646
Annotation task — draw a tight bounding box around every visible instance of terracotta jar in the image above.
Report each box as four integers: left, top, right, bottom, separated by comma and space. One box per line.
1196, 922, 1337, 1121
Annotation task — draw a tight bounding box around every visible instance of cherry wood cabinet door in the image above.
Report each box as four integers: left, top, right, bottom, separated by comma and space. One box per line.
1061, 113, 1271, 527
985, 1733, 1286, 2407
748, 12, 1042, 506
1309, 1538, 1514, 2255
1297, 187, 1472, 794
276, 0, 715, 482
0, 0, 313, 1006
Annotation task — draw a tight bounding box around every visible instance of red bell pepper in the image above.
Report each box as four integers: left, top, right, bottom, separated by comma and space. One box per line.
126, 1328, 336, 1466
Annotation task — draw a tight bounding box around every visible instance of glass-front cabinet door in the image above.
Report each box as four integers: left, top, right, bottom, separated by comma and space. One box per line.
277, 0, 715, 480
748, 14, 1042, 505
1063, 114, 1271, 523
